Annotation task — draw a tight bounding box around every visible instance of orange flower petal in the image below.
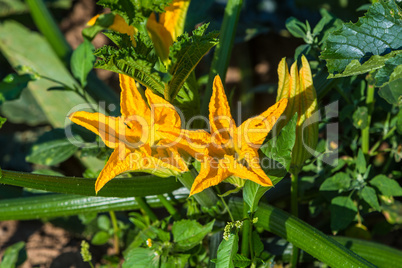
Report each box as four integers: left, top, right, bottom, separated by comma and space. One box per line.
69, 111, 134, 148
160, 0, 190, 40
209, 75, 236, 146
239, 98, 288, 148
87, 14, 100, 26
119, 74, 149, 119
145, 89, 181, 132
146, 13, 173, 62
95, 145, 132, 192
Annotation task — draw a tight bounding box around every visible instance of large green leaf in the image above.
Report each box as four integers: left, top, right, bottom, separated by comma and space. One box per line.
229, 199, 376, 268
94, 34, 166, 95
327, 51, 402, 79
165, 24, 218, 101
172, 219, 215, 251
0, 169, 182, 197
0, 21, 105, 170
321, 0, 402, 74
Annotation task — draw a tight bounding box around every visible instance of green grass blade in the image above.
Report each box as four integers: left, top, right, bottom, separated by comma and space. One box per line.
25, 0, 71, 61
0, 193, 187, 221
229, 199, 376, 268
201, 0, 243, 116
0, 170, 182, 197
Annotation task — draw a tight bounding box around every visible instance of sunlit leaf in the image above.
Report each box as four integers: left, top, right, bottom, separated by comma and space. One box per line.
321, 0, 402, 74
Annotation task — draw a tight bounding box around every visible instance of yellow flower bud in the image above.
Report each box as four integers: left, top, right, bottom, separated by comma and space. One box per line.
276, 55, 318, 174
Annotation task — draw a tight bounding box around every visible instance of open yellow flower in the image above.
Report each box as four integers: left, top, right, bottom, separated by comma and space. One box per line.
189, 76, 288, 195
69, 74, 188, 192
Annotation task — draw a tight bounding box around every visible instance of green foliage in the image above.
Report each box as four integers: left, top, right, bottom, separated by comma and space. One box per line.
95, 32, 166, 94
352, 107, 369, 129
71, 39, 95, 87
98, 0, 172, 27
286, 9, 343, 60
165, 23, 218, 101
0, 73, 35, 104
361, 186, 381, 211
216, 233, 239, 268
172, 219, 215, 251
0, 116, 6, 128
82, 13, 115, 40
320, 172, 351, 192
244, 113, 297, 213
330, 196, 358, 232
0, 242, 27, 268
26, 129, 80, 166
370, 175, 402, 196
321, 0, 402, 74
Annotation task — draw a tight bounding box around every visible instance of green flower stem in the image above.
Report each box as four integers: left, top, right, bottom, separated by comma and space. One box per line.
290, 172, 299, 267
157, 194, 180, 220
201, 0, 243, 117
229, 199, 376, 268
241, 203, 250, 257
135, 197, 158, 222
109, 211, 120, 255
362, 83, 375, 156
178, 170, 218, 208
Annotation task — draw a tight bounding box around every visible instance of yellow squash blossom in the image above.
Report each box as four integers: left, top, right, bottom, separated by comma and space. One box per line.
188, 76, 288, 195
276, 55, 318, 174
147, 0, 190, 62
69, 74, 188, 192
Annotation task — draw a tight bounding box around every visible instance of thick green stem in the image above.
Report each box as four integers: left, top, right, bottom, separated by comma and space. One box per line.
229, 200, 376, 268
157, 194, 180, 220
290, 172, 299, 267
362, 83, 375, 156
135, 197, 158, 222
109, 211, 120, 255
201, 0, 243, 117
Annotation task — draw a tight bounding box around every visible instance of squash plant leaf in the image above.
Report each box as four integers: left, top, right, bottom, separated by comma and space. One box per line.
321, 0, 402, 74
97, 0, 172, 26
94, 32, 166, 95
166, 23, 218, 101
